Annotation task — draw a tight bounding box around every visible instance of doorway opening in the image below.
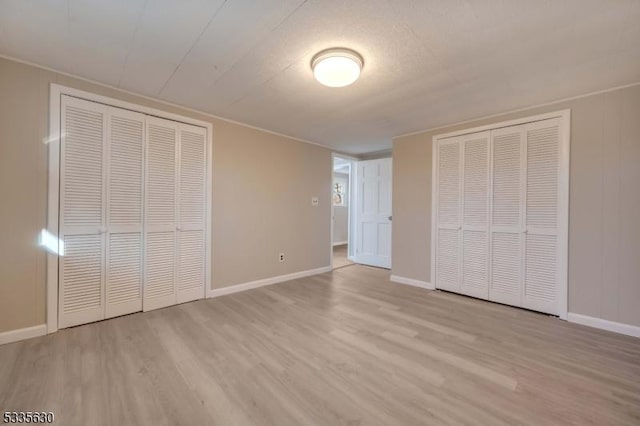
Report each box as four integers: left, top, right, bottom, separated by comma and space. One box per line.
332, 155, 355, 269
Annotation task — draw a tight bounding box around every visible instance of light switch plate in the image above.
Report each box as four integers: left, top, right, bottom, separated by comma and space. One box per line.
311, 197, 319, 206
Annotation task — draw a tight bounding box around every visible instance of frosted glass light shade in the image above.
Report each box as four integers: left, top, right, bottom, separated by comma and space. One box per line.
311, 48, 363, 88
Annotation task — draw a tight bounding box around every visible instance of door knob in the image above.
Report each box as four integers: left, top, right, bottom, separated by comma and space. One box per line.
388, 216, 392, 221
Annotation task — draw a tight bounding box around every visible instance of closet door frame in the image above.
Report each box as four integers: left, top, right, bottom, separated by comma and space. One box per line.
46, 84, 213, 333
431, 109, 570, 319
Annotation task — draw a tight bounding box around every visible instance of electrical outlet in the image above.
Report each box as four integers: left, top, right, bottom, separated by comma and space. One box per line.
279, 253, 285, 262
311, 196, 319, 206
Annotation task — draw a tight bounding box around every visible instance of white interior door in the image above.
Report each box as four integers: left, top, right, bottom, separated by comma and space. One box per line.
176, 124, 207, 304
144, 116, 178, 311
59, 96, 107, 328
489, 125, 525, 307
354, 158, 392, 268
105, 107, 145, 318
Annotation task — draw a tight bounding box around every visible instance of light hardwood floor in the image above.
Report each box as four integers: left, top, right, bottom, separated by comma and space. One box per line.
333, 244, 354, 269
1, 265, 639, 425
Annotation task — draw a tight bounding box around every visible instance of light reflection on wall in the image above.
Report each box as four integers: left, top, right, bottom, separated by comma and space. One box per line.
39, 229, 64, 256
42, 131, 65, 145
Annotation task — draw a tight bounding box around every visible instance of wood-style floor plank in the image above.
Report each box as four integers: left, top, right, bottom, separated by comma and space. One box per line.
1, 264, 639, 425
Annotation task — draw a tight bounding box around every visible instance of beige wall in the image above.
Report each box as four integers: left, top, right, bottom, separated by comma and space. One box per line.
0, 57, 332, 333
392, 84, 640, 327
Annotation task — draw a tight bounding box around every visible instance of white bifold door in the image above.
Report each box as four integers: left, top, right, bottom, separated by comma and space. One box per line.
59, 96, 145, 328
58, 95, 207, 328
435, 131, 490, 299
355, 158, 392, 268
144, 117, 206, 311
434, 117, 568, 316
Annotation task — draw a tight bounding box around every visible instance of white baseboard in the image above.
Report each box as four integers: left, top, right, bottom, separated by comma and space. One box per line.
390, 275, 435, 290
332, 241, 347, 246
0, 324, 47, 346
209, 266, 332, 298
567, 313, 640, 338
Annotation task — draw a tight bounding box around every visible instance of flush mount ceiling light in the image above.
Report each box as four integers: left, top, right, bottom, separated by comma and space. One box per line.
311, 48, 364, 88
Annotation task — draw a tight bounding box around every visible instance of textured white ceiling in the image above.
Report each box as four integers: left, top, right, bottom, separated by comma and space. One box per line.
1, 0, 639, 154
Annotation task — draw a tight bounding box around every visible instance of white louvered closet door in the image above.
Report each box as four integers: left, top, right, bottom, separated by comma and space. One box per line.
59, 96, 108, 328
105, 107, 145, 318
176, 124, 207, 304
489, 125, 525, 307
435, 140, 462, 292
144, 116, 178, 311
522, 118, 562, 315
460, 131, 490, 299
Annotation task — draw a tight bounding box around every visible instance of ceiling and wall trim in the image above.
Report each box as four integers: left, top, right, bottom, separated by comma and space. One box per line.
359, 149, 393, 160
394, 81, 640, 141
2, 52, 639, 159
0, 53, 334, 153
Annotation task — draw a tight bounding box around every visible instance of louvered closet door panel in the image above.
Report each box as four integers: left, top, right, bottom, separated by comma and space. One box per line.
145, 232, 176, 304
526, 121, 559, 229
105, 108, 145, 318
144, 116, 178, 311
437, 142, 461, 226
461, 132, 489, 299
58, 96, 107, 328
524, 234, 556, 313
489, 126, 524, 307
146, 119, 177, 229
435, 140, 461, 292
60, 96, 106, 232
60, 234, 105, 327
490, 232, 522, 305
177, 125, 206, 303
177, 231, 205, 302
523, 118, 561, 314
463, 134, 489, 227
492, 129, 523, 227
462, 231, 488, 298
437, 228, 459, 291
178, 127, 206, 229
106, 233, 142, 317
